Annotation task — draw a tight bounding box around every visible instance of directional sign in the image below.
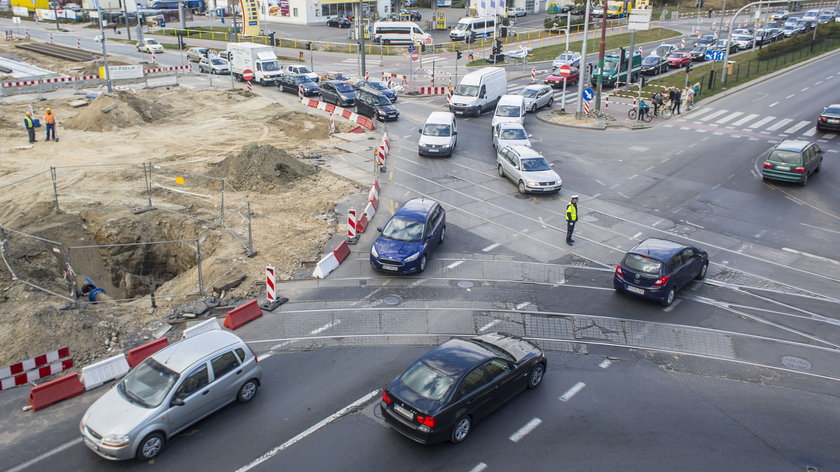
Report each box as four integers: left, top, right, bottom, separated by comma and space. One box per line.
408, 44, 415, 53
558, 64, 572, 77
242, 69, 254, 81
582, 88, 594, 101
704, 50, 726, 61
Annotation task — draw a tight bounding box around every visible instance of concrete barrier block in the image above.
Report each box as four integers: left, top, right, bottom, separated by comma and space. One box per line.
183, 317, 222, 339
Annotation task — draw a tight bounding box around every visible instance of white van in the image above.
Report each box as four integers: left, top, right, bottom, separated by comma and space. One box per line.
418, 112, 458, 157
449, 67, 507, 117
373, 21, 432, 45
449, 17, 496, 42
491, 95, 526, 128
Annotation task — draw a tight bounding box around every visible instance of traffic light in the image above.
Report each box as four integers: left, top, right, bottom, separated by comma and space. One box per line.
456, 50, 462, 60
468, 53, 474, 61
306, 42, 312, 51
686, 62, 692, 73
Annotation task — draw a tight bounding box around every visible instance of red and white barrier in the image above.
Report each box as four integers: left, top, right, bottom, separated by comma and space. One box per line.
298, 84, 304, 99
76, 37, 81, 48
143, 65, 190, 74
583, 101, 591, 114
80, 354, 130, 390
265, 265, 276, 302
1, 347, 72, 391
2, 74, 99, 88
417, 86, 447, 95
382, 72, 408, 80
531, 68, 536, 84
368, 184, 379, 210
680, 37, 685, 49
313, 240, 352, 278
347, 207, 357, 239
300, 97, 375, 130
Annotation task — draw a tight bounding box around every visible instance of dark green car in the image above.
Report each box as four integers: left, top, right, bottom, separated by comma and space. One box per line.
761, 140, 823, 186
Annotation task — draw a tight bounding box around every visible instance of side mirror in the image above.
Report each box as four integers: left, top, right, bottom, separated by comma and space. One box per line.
171, 397, 185, 407
528, 134, 533, 138
376, 227, 383, 232
550, 163, 555, 167
419, 128, 423, 134
453, 131, 457, 136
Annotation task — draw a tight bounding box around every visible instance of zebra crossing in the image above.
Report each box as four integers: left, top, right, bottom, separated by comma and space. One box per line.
666, 107, 839, 142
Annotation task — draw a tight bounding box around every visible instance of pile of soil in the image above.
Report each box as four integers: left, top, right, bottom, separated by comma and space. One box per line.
209, 144, 315, 191
63, 91, 172, 132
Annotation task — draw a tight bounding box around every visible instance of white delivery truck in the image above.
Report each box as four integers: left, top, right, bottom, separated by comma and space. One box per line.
226, 42, 284, 86
448, 67, 507, 117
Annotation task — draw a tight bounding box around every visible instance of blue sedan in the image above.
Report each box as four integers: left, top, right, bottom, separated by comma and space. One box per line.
370, 198, 445, 274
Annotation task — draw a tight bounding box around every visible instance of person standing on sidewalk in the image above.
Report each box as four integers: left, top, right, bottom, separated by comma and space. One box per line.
673, 88, 682, 114
44, 107, 57, 141
685, 86, 695, 110
565, 195, 579, 246
23, 111, 36, 143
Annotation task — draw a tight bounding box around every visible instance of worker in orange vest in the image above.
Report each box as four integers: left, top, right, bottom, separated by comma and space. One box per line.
44, 107, 57, 142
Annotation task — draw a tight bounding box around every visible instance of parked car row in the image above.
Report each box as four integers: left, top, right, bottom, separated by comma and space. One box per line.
275, 76, 401, 122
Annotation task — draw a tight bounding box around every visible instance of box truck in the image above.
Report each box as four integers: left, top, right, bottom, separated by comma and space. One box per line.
226, 43, 284, 85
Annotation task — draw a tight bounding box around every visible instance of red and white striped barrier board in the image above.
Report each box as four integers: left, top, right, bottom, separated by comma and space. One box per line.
375, 145, 386, 167
417, 86, 447, 95
680, 37, 685, 49
265, 265, 276, 302
144, 65, 190, 74
531, 68, 536, 83
49, 33, 54, 43
298, 85, 304, 99
382, 72, 408, 80
347, 208, 357, 239
247, 80, 252, 92
300, 97, 375, 130
381, 133, 390, 154
76, 38, 81, 48
2, 74, 100, 88
583, 101, 591, 114
365, 71, 370, 81
1, 347, 73, 391
368, 184, 379, 210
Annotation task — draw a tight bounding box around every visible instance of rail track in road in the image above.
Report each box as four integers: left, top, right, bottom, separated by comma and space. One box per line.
15, 41, 100, 62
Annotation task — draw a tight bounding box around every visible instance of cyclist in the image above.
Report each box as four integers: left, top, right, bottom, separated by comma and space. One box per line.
652, 91, 665, 115
638, 100, 651, 120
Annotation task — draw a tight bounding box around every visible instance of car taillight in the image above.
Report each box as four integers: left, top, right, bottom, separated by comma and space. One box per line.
615, 264, 623, 276
793, 167, 806, 173
653, 275, 669, 286
818, 116, 827, 121
382, 391, 392, 404
416, 415, 436, 427
763, 162, 773, 168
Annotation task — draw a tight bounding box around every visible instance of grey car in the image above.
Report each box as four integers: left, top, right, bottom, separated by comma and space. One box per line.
80, 330, 262, 461
186, 47, 209, 62
496, 145, 562, 194
198, 57, 230, 75
492, 122, 532, 150
518, 84, 553, 112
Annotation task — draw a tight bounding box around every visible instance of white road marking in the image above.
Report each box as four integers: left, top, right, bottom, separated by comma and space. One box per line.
768, 101, 779, 107
627, 174, 638, 180
662, 156, 671, 162
716, 111, 743, 123
538, 216, 547, 228
470, 463, 488, 472
617, 192, 630, 199
599, 359, 612, 369
766, 118, 793, 132
785, 196, 803, 205
685, 220, 704, 229
609, 183, 620, 189
310, 319, 341, 336
235, 390, 380, 472
801, 222, 840, 235
7, 438, 83, 472
800, 87, 809, 92
699, 109, 729, 121
687, 107, 714, 117
479, 319, 501, 332
446, 260, 464, 270
591, 193, 601, 199
815, 81, 823, 85
782, 247, 840, 265
732, 113, 759, 126
516, 302, 531, 310
632, 232, 642, 239
823, 133, 838, 139
696, 129, 707, 133
482, 243, 501, 252
509, 418, 543, 442
409, 278, 427, 287
559, 382, 586, 402
748, 116, 775, 128
595, 179, 606, 186
785, 94, 795, 99
784, 120, 810, 134
652, 218, 664, 227
680, 126, 690, 130
663, 298, 683, 312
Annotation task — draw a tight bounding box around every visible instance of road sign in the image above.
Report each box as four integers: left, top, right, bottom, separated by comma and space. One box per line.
582, 88, 594, 101
408, 44, 415, 53
704, 50, 726, 61
558, 64, 572, 77
628, 8, 652, 31
411, 50, 419, 61
425, 37, 433, 45
242, 69, 254, 81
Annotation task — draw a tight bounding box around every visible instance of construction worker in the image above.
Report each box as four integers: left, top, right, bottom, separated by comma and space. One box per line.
44, 107, 57, 141
565, 195, 579, 246
23, 111, 36, 143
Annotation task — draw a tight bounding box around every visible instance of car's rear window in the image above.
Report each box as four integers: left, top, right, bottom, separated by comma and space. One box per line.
400, 362, 456, 400
622, 253, 663, 275
767, 149, 803, 164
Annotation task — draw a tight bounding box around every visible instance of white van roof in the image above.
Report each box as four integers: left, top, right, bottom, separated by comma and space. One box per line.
461, 67, 505, 85
426, 111, 455, 124
457, 16, 491, 24
374, 21, 421, 28
498, 94, 524, 106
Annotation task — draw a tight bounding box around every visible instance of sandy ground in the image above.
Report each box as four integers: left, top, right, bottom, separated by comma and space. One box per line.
0, 40, 364, 368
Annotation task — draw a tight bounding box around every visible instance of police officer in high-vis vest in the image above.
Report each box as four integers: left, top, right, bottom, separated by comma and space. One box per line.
23, 111, 36, 143
565, 195, 579, 246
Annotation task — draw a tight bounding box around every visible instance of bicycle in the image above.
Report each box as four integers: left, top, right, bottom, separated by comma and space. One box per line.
653, 101, 672, 119
627, 106, 653, 122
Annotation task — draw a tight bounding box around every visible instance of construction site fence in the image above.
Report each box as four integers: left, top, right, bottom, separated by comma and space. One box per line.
0, 69, 185, 97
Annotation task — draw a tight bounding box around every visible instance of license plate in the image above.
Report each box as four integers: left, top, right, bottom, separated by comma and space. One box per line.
626, 285, 645, 295
775, 165, 790, 170
382, 264, 399, 271
455, 111, 464, 115
393, 404, 414, 419
84, 438, 97, 452
828, 119, 839, 124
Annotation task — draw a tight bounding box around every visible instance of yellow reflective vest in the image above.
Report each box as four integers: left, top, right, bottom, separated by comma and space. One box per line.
565, 203, 577, 222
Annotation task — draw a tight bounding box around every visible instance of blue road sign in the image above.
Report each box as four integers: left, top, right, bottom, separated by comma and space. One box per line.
705, 50, 726, 61
408, 45, 415, 53
582, 88, 594, 101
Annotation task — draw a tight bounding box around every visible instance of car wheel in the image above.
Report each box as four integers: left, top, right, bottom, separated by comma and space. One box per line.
498, 164, 505, 177
136, 432, 165, 460
695, 262, 708, 280
661, 287, 676, 307
439, 225, 446, 243
237, 379, 259, 403
547, 97, 554, 107
800, 173, 808, 186
450, 415, 472, 444
418, 254, 427, 273
531, 104, 537, 113
527, 363, 545, 389
517, 180, 527, 194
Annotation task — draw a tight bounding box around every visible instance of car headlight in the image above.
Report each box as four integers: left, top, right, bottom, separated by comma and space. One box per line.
404, 252, 421, 262
371, 245, 379, 258
102, 433, 130, 448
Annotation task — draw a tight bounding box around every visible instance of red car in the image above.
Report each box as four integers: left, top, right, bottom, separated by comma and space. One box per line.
544, 67, 580, 88
666, 52, 691, 68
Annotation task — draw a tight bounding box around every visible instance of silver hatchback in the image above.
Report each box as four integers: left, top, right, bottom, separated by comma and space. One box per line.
80, 330, 262, 461
496, 145, 562, 194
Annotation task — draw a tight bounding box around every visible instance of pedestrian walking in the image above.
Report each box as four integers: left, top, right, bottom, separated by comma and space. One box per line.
708, 8, 713, 18
686, 86, 695, 110
673, 88, 682, 114
112, 23, 117, 33
565, 195, 579, 246
693, 82, 701, 97
44, 107, 58, 141
23, 111, 37, 143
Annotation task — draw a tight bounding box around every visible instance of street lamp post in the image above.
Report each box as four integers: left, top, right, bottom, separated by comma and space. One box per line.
575, 0, 592, 119
94, 1, 113, 92
721, 0, 792, 84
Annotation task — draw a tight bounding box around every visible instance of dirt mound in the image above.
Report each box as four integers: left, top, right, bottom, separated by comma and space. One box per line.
209, 144, 315, 191
63, 91, 172, 132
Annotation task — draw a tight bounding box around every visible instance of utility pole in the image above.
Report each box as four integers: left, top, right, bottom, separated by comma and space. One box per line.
595, 2, 607, 111
122, 0, 131, 40
357, 0, 366, 78
52, 2, 61, 31
95, 1, 113, 92
576, 0, 592, 118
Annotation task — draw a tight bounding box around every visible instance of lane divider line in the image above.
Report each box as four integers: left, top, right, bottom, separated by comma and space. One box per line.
508, 417, 542, 443
559, 382, 586, 402
599, 359, 612, 369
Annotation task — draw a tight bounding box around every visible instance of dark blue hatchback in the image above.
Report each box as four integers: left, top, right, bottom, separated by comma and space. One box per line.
613, 238, 708, 307
370, 199, 445, 274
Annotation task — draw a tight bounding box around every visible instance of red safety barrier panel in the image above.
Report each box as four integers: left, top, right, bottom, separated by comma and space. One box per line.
358, 117, 375, 130
126, 338, 170, 368
341, 109, 353, 119
333, 240, 351, 264
324, 103, 336, 113
28, 372, 85, 411
355, 213, 369, 233
223, 299, 263, 330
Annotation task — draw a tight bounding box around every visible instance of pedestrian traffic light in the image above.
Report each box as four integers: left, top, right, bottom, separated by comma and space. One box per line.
306, 42, 312, 51
686, 62, 692, 73
468, 53, 474, 61
456, 50, 462, 60
299, 51, 304, 59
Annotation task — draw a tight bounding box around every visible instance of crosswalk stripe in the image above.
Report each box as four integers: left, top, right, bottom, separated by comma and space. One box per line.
731, 113, 759, 126
766, 118, 793, 131
748, 116, 776, 128
716, 111, 743, 124
802, 126, 818, 136
784, 120, 811, 134
699, 110, 729, 121
824, 133, 838, 139
687, 107, 715, 118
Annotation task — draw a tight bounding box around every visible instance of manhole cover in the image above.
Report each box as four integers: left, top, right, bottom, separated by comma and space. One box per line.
781, 356, 811, 371
382, 296, 401, 305
457, 281, 474, 288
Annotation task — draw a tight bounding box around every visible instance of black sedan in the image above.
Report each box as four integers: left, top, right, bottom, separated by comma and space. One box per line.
381, 333, 546, 444
640, 55, 669, 75
689, 45, 708, 61
326, 16, 351, 28
400, 9, 422, 21
694, 34, 717, 47
818, 104, 840, 132
277, 74, 319, 96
